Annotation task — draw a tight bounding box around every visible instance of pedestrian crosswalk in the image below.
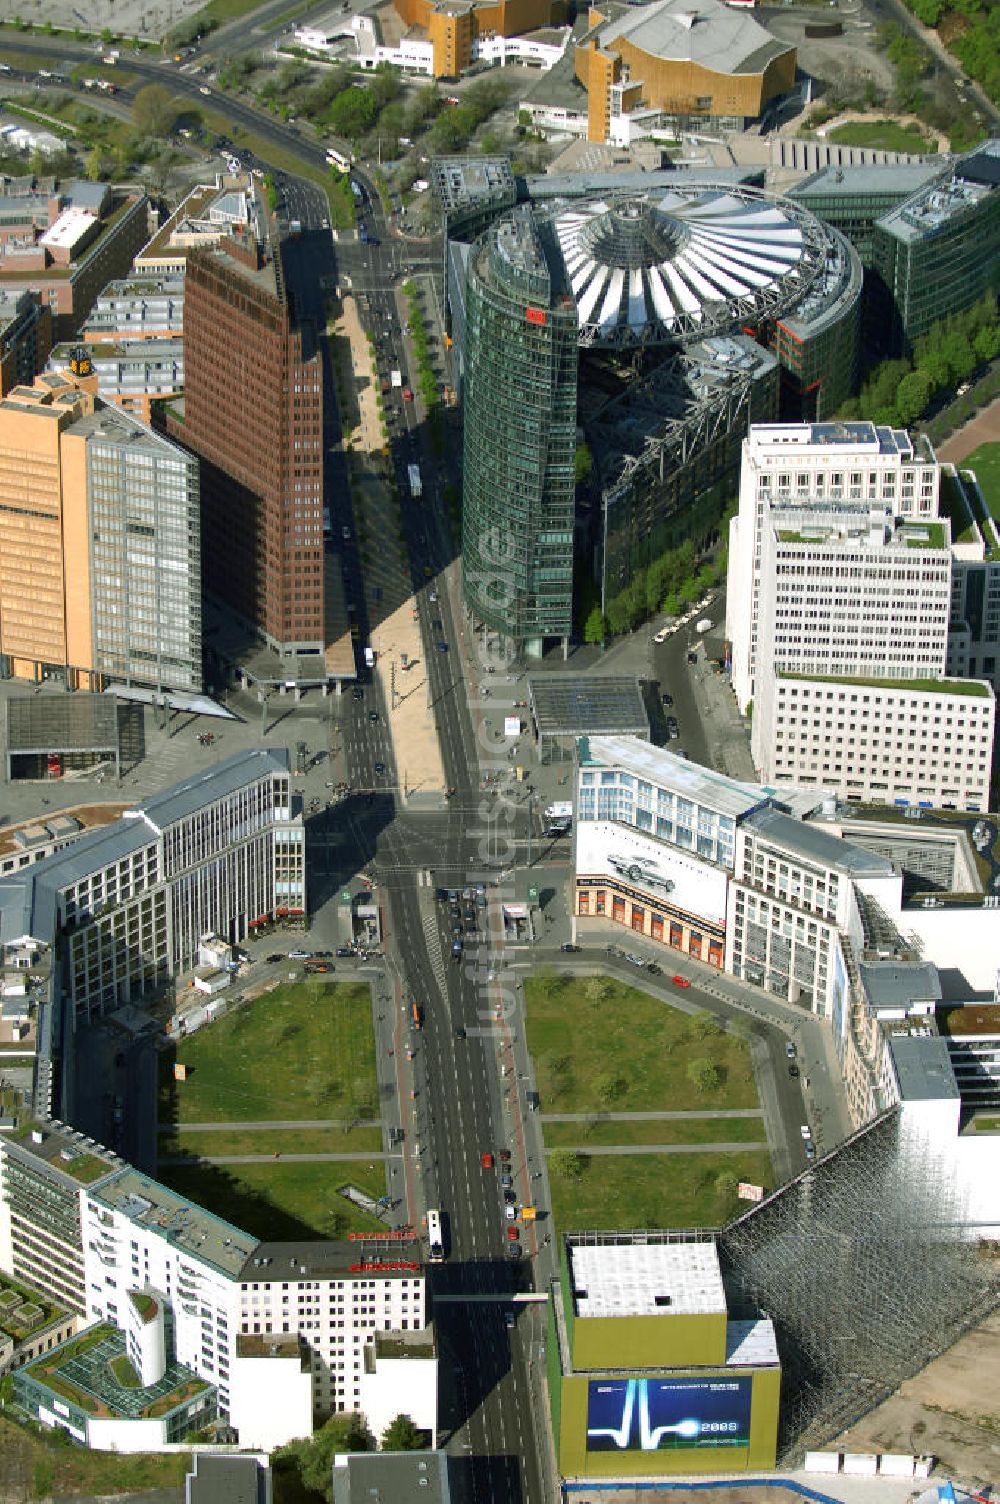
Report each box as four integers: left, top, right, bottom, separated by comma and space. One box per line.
421, 908, 447, 993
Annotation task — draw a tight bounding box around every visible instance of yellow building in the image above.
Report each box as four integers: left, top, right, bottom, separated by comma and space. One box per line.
394, 0, 561, 76
549, 1233, 781, 1479
0, 369, 202, 693
574, 0, 796, 143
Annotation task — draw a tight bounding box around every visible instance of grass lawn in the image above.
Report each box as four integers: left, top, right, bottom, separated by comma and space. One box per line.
159, 980, 377, 1126
542, 1115, 765, 1148
547, 1150, 774, 1233
160, 1126, 383, 1158
191, 0, 278, 22
0, 1414, 189, 1500
524, 973, 759, 1113
962, 443, 1000, 524
160, 1159, 387, 1241
828, 120, 934, 154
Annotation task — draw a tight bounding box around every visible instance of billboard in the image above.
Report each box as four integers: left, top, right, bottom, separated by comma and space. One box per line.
576, 821, 728, 928
586, 1376, 752, 1454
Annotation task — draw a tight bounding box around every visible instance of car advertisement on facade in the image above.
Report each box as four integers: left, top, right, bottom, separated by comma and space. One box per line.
576, 821, 728, 928
586, 1376, 752, 1453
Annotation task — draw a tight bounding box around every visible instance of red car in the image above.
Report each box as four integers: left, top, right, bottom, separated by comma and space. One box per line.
498, 1149, 512, 1164
481, 1151, 494, 1169
506, 1225, 519, 1241
672, 974, 691, 988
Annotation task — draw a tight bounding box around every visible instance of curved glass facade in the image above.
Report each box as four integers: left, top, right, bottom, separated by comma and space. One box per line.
462, 210, 578, 647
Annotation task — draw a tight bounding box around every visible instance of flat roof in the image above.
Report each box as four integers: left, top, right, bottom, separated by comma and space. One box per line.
790, 162, 941, 201
888, 1032, 960, 1103
140, 747, 289, 831
725, 1317, 780, 1367
240, 1240, 422, 1283
90, 1168, 256, 1278
859, 961, 942, 1010
936, 1003, 1000, 1038
6, 1119, 121, 1185
879, 142, 999, 244
38, 208, 98, 250
529, 677, 648, 738
332, 1453, 450, 1504
568, 1237, 726, 1318
187, 1454, 271, 1504
746, 806, 896, 876
6, 694, 120, 755
584, 735, 766, 820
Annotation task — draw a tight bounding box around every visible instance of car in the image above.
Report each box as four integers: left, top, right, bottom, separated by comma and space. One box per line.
454, 1026, 467, 1040
504, 1204, 517, 1221
288, 949, 312, 960
786, 1040, 797, 1059
481, 1151, 494, 1169
451, 940, 463, 959
804, 1142, 816, 1160
436, 641, 448, 652
624, 953, 645, 967
353, 686, 363, 701
672, 974, 691, 988
266, 952, 282, 963
653, 628, 669, 643
428, 590, 438, 602
498, 1149, 512, 1163
199, 84, 211, 95
305, 961, 332, 973
661, 692, 674, 707
507, 1241, 522, 1261
315, 950, 333, 959
800, 1124, 812, 1140
335, 946, 354, 958
560, 940, 581, 952
646, 963, 663, 976
374, 762, 386, 775
788, 1064, 800, 1078
503, 1188, 517, 1205
505, 1303, 516, 1320
500, 1172, 513, 1190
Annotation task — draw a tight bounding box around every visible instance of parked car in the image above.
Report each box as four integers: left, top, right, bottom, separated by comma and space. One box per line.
800, 1124, 812, 1140
789, 1064, 800, 1078
288, 949, 312, 960
335, 947, 354, 958
504, 1204, 517, 1222
560, 942, 581, 952
805, 1142, 816, 1160
671, 974, 691, 988
507, 1242, 522, 1261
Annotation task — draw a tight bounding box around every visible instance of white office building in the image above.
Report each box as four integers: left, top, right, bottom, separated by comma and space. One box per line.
727, 422, 995, 810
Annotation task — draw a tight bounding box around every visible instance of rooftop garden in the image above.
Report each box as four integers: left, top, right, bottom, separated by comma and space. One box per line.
939, 470, 980, 547
129, 1291, 158, 1324
937, 1003, 1000, 1037
0, 1274, 61, 1343
24, 1325, 211, 1422
780, 671, 992, 698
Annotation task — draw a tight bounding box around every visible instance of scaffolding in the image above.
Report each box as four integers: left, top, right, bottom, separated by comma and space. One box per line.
719, 1109, 1000, 1461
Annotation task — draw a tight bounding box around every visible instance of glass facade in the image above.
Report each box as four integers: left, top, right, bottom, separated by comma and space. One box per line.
87, 432, 201, 691
462, 210, 578, 646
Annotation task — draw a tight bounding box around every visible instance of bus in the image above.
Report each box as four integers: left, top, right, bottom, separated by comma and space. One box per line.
326, 146, 353, 172
410, 1000, 423, 1030
427, 1208, 445, 1262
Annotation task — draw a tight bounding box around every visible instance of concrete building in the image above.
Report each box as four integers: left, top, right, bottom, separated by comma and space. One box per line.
0, 185, 149, 339
49, 338, 184, 425
0, 288, 51, 395
133, 180, 255, 277
391, 0, 563, 78
0, 370, 201, 695
727, 422, 995, 811
80, 273, 185, 343
573, 0, 796, 144
168, 181, 325, 664
549, 1231, 780, 1477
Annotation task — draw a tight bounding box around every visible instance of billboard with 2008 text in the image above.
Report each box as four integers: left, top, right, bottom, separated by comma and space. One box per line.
586, 1376, 752, 1453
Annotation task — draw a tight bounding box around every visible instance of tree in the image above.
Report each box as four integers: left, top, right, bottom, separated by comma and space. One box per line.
574, 440, 593, 485
596, 1072, 627, 1107
84, 145, 106, 182
276, 1412, 373, 1496
686, 1057, 720, 1093
132, 82, 177, 139
714, 1170, 739, 1202
583, 604, 606, 645
687, 1009, 722, 1042
381, 1413, 425, 1451
894, 369, 934, 426
549, 1148, 585, 1181
584, 976, 611, 1008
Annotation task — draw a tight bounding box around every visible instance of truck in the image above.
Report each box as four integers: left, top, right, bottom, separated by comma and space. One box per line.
407, 464, 422, 499
390, 370, 402, 389
364, 646, 375, 669
289, 219, 302, 239
544, 801, 573, 823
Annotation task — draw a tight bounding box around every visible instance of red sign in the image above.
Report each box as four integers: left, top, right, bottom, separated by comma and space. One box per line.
526, 306, 547, 326
349, 1261, 421, 1273
347, 1230, 415, 1242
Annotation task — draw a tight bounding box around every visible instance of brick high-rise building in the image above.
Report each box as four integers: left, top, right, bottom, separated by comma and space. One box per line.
173, 190, 324, 658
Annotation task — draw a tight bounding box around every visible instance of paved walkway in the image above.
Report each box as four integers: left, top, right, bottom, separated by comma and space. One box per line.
159, 1151, 394, 1166
544, 1142, 767, 1156
541, 1109, 763, 1121
937, 395, 1000, 464
158, 1119, 381, 1132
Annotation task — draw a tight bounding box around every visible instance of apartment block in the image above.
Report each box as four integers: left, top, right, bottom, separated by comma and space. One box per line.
49, 339, 184, 425
0, 370, 201, 694
170, 189, 324, 659
80, 273, 184, 343
0, 288, 51, 394
728, 422, 995, 811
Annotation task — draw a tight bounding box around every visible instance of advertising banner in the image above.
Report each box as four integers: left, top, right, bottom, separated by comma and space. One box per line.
576, 821, 728, 928
586, 1376, 752, 1454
